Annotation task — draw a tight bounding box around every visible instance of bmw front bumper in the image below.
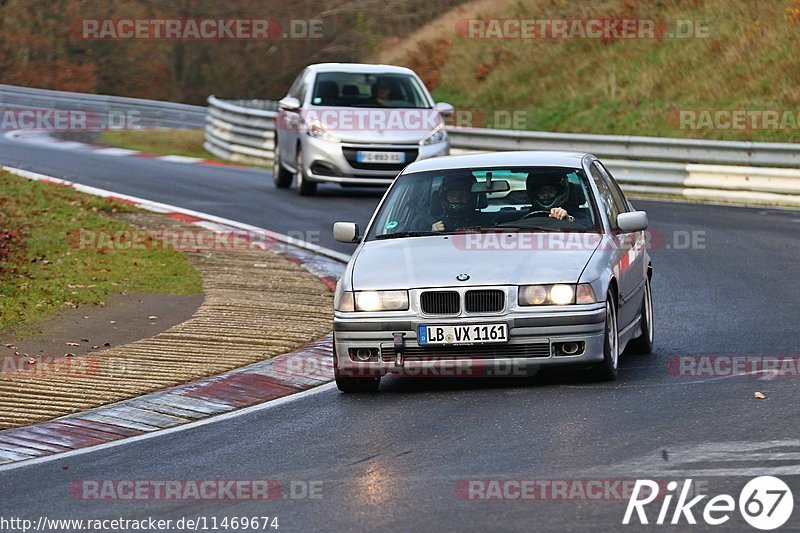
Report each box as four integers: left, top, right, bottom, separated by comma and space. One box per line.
333, 304, 607, 378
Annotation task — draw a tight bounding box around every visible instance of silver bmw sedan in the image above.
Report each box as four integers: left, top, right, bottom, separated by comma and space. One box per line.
332, 151, 653, 392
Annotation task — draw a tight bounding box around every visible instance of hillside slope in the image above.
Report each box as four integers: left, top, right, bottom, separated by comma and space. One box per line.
375, 0, 800, 142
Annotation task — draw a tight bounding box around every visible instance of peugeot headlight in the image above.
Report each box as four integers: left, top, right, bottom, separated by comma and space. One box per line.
342, 290, 409, 312
306, 119, 340, 142
518, 284, 596, 306
420, 123, 448, 146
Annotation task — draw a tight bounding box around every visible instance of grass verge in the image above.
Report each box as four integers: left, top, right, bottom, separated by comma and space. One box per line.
100, 129, 272, 168
0, 171, 203, 333
100, 128, 226, 161
376, 0, 800, 142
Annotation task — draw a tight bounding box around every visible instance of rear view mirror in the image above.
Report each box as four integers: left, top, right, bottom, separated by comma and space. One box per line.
617, 211, 648, 232
472, 179, 510, 194
333, 222, 361, 243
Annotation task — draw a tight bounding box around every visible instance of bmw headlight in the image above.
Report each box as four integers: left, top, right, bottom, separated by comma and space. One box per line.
518, 284, 596, 306
336, 290, 409, 312
306, 119, 340, 143
420, 123, 448, 146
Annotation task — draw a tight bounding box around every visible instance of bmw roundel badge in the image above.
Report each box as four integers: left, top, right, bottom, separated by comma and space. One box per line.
456, 273, 470, 282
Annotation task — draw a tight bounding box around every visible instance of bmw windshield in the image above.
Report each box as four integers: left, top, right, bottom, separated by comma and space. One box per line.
368, 167, 602, 240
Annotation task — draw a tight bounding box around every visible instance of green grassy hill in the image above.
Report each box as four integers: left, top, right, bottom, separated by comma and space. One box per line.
375, 0, 800, 141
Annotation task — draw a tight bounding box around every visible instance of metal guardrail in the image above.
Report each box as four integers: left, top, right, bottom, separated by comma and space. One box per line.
203, 96, 276, 164
205, 96, 800, 206
4, 86, 796, 207
0, 84, 205, 129
449, 128, 800, 168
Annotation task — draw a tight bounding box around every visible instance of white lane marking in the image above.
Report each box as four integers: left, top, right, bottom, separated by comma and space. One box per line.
0, 164, 346, 469
158, 155, 205, 163
0, 167, 73, 185
590, 439, 800, 477
0, 382, 337, 472
3, 130, 24, 140
3, 129, 91, 150
556, 366, 794, 389
1, 165, 351, 263
53, 141, 91, 150
651, 466, 800, 477
193, 220, 239, 232
5, 130, 205, 165
92, 147, 141, 156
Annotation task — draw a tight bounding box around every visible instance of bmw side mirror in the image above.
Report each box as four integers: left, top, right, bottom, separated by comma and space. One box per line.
435, 102, 455, 116
617, 211, 648, 232
333, 222, 361, 244
279, 96, 301, 112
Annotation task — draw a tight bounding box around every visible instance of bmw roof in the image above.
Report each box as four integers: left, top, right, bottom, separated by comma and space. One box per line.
402, 151, 593, 174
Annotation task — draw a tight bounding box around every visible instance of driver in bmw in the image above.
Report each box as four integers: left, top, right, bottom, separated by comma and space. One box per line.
431, 175, 484, 232
526, 171, 588, 225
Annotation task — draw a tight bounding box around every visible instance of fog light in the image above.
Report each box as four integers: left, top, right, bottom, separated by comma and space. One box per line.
349, 348, 378, 362
553, 342, 585, 356
561, 342, 580, 355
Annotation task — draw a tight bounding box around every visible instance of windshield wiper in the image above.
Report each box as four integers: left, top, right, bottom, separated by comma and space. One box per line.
492, 224, 563, 232
450, 226, 523, 233
374, 231, 438, 240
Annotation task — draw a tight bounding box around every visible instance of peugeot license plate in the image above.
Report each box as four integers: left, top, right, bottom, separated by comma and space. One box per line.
356, 151, 405, 164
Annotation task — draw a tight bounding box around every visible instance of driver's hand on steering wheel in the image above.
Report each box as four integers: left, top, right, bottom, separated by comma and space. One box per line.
549, 207, 569, 220
431, 220, 445, 232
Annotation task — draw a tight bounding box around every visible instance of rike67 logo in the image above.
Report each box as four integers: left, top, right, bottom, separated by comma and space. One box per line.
623, 476, 793, 530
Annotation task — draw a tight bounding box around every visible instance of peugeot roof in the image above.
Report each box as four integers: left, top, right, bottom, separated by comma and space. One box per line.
304, 63, 417, 75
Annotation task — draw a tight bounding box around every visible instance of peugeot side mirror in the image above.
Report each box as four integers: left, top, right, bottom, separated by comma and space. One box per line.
435, 102, 455, 116
279, 96, 301, 112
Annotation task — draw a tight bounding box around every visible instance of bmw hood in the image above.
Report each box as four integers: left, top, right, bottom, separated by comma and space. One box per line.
350, 233, 602, 290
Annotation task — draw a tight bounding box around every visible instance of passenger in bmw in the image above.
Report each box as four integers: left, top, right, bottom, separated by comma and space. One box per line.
526, 171, 590, 225
431, 175, 487, 232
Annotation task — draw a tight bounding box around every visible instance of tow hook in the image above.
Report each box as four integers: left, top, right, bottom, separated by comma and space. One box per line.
393, 332, 406, 368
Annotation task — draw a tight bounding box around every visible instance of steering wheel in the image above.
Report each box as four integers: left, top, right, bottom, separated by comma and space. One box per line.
521, 210, 552, 219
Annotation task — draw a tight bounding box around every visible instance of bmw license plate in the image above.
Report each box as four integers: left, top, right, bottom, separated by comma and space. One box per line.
356, 151, 405, 164
418, 324, 508, 345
